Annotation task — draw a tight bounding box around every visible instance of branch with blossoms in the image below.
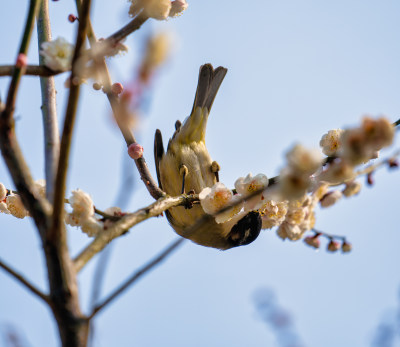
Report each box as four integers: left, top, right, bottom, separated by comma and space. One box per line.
0, 0, 399, 346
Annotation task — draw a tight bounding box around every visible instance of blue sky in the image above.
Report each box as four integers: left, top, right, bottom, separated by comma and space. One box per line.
1, 1, 400, 346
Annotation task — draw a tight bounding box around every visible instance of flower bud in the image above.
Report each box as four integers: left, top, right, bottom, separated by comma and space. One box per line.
128, 143, 144, 159
304, 235, 320, 249
341, 242, 352, 253
327, 240, 340, 252
16, 53, 28, 68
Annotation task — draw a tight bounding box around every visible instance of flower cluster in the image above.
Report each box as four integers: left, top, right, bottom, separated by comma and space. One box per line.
65, 190, 102, 237
198, 116, 396, 253
199, 173, 268, 224
304, 232, 352, 253
65, 190, 124, 237
0, 180, 46, 219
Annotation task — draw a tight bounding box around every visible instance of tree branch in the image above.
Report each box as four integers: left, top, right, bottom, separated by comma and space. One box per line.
73, 194, 198, 272
0, 65, 59, 77
50, 0, 92, 241
0, 257, 49, 304
0, 0, 50, 238
75, 0, 163, 200
88, 238, 184, 319
37, 0, 60, 202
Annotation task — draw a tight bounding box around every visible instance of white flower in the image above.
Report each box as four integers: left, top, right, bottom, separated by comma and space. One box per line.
81, 216, 103, 237
199, 183, 242, 223
320, 129, 344, 156
0, 183, 7, 201
0, 202, 10, 214
279, 167, 311, 200
277, 222, 302, 241
340, 117, 394, 165
259, 200, 288, 229
6, 194, 28, 219
169, 0, 188, 17
40, 37, 74, 71
235, 173, 268, 210
143, 0, 172, 20
286, 144, 323, 175
67, 189, 94, 225
33, 179, 46, 199
316, 160, 355, 185
320, 190, 342, 208
342, 181, 361, 197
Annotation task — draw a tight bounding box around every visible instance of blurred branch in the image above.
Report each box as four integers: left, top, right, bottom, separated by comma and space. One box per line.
36, 0, 60, 202
73, 194, 197, 272
0, 65, 58, 77
0, 257, 49, 304
0, 0, 50, 238
88, 238, 185, 319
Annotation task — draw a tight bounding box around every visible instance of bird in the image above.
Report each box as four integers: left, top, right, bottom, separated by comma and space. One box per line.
154, 64, 261, 250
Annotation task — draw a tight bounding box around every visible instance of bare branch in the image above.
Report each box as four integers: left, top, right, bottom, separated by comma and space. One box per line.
0, 257, 49, 304
73, 194, 197, 272
0, 65, 59, 77
50, 0, 92, 241
106, 15, 148, 44
106, 92, 165, 199
88, 238, 185, 319
37, 0, 60, 203
0, 0, 50, 238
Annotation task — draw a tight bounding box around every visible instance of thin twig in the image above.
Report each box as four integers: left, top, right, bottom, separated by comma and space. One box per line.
0, 257, 49, 303
88, 238, 184, 319
50, 0, 92, 241
37, 0, 60, 202
106, 14, 148, 44
75, 0, 163, 200
311, 228, 347, 242
106, 92, 165, 199
73, 194, 197, 272
0, 65, 59, 77
355, 148, 400, 177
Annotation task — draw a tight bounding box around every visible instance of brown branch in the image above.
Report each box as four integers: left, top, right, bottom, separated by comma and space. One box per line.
106, 14, 148, 44
43, 1, 94, 346
88, 238, 185, 319
37, 0, 60, 203
106, 92, 165, 199
0, 0, 50, 238
73, 194, 197, 272
0, 65, 60, 77
0, 257, 49, 304
75, 0, 163, 200
50, 0, 92, 241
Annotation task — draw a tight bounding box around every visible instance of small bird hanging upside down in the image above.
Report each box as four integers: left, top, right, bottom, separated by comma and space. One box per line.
154, 64, 262, 250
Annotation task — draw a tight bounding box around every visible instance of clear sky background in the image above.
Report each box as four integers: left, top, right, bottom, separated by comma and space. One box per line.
0, 1, 400, 346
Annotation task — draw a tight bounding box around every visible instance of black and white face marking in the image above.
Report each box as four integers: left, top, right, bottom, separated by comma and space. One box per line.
227, 211, 262, 247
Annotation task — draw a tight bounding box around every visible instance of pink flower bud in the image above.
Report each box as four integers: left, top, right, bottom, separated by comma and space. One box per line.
16, 53, 28, 68
128, 143, 143, 159
111, 82, 124, 95
327, 240, 340, 252
341, 242, 352, 253
367, 172, 374, 186
388, 159, 399, 169
68, 14, 77, 22
304, 235, 320, 249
